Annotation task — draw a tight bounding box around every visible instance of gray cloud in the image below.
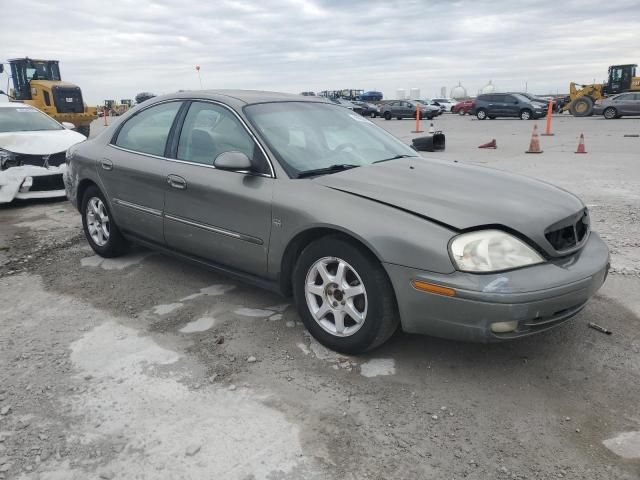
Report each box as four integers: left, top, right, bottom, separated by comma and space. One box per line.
2, 0, 639, 103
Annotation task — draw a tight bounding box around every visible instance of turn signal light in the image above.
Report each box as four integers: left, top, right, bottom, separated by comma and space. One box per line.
411, 280, 456, 297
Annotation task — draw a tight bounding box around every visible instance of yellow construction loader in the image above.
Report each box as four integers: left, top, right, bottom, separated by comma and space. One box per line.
0, 58, 97, 136
563, 64, 640, 116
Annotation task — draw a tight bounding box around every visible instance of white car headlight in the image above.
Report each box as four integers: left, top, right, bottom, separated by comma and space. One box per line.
450, 230, 544, 272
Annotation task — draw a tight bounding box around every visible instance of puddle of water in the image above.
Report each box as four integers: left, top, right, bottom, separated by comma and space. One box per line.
179, 317, 215, 333
360, 358, 396, 378
234, 308, 274, 318
603, 431, 640, 459
153, 303, 183, 315
180, 284, 235, 301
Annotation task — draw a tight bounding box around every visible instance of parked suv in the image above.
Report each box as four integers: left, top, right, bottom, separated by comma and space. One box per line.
472, 93, 547, 120
380, 101, 438, 120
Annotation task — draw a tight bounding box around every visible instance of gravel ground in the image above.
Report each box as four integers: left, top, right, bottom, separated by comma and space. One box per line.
0, 115, 638, 479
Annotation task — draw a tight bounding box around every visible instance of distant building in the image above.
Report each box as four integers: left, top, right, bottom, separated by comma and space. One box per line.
396, 88, 406, 100
409, 88, 420, 100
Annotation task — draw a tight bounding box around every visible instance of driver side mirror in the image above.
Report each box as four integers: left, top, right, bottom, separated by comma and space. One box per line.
62, 122, 76, 130
214, 151, 252, 171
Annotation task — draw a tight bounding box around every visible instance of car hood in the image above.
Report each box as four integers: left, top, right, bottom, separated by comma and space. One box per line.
313, 158, 585, 258
0, 129, 86, 155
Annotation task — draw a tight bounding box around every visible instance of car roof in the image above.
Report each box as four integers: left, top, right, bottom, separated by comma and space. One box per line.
157, 89, 331, 106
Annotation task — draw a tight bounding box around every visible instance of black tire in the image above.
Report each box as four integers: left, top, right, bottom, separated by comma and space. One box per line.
292, 235, 398, 354
458, 109, 465, 116
476, 109, 487, 120
569, 97, 594, 117
397, 116, 402, 120
81, 185, 128, 258
520, 109, 532, 120
603, 107, 617, 120
77, 125, 90, 137
370, 111, 377, 118
488, 116, 496, 119
384, 112, 391, 120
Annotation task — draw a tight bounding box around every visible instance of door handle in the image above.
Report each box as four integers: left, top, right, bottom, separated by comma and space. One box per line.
101, 159, 113, 171
167, 174, 187, 190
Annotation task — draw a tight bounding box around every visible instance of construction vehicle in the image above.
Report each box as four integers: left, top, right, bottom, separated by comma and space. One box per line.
563, 64, 640, 116
103, 99, 133, 116
0, 58, 97, 136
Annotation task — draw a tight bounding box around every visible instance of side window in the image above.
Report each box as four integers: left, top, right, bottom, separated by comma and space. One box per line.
115, 102, 182, 156
504, 95, 517, 103
177, 102, 256, 166
615, 93, 632, 101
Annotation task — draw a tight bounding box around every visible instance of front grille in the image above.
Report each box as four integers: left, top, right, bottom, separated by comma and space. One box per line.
30, 174, 65, 192
545, 209, 590, 252
14, 151, 66, 168
52, 85, 84, 113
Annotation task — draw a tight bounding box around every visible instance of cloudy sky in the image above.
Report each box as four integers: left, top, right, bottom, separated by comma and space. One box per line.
2, 0, 639, 104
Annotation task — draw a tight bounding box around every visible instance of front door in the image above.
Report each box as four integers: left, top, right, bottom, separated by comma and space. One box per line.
101, 101, 183, 243
163, 101, 274, 276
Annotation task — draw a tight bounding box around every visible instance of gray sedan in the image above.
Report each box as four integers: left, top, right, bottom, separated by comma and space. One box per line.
65, 90, 609, 353
594, 92, 640, 119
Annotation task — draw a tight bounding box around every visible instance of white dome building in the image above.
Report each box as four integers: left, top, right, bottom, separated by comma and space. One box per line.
481, 80, 496, 94
451, 82, 467, 100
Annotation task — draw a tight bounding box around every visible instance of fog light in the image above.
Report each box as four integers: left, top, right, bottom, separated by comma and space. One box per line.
490, 321, 518, 333
20, 176, 33, 192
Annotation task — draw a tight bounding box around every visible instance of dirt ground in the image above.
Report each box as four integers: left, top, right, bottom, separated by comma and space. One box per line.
0, 114, 639, 480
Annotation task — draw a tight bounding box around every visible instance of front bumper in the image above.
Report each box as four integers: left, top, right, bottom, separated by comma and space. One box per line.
593, 106, 605, 115
384, 232, 609, 342
0, 166, 67, 203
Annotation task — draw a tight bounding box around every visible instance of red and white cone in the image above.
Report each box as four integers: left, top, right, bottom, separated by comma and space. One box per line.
575, 133, 587, 154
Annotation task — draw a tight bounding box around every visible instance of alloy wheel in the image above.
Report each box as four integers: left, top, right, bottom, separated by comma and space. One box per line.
86, 197, 110, 246
305, 256, 368, 337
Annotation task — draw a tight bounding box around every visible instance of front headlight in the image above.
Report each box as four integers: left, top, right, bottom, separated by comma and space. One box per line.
449, 230, 544, 272
0, 148, 18, 170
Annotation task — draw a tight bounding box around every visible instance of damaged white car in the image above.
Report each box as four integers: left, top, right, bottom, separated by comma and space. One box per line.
0, 103, 86, 203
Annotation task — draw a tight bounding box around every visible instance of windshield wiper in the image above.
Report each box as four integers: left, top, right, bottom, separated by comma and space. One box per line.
373, 154, 417, 164
296, 164, 360, 178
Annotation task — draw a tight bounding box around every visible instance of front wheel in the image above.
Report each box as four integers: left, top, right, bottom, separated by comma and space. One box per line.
81, 186, 128, 258
292, 236, 398, 354
384, 112, 391, 120
603, 107, 617, 119
520, 109, 532, 120
476, 109, 487, 120
458, 109, 465, 116
370, 111, 377, 118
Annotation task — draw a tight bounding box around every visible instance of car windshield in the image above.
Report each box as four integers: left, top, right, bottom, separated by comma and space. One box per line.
245, 102, 418, 177
0, 107, 63, 132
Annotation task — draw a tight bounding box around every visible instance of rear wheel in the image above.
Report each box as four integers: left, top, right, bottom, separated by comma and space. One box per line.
520, 109, 532, 120
603, 107, 617, 119
81, 186, 127, 258
292, 236, 398, 354
569, 97, 594, 117
458, 108, 466, 116
384, 112, 391, 120
370, 111, 377, 118
476, 109, 487, 120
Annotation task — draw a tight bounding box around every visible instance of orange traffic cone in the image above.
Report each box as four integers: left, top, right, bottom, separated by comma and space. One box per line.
575, 133, 587, 154
525, 124, 543, 154
478, 139, 497, 149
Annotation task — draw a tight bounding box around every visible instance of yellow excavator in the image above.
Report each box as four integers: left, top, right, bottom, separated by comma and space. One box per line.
563, 64, 640, 116
0, 58, 97, 136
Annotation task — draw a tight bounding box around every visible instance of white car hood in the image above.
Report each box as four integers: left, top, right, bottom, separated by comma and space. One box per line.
0, 129, 86, 155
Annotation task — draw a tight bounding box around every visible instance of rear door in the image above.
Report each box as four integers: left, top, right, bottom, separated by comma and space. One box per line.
501, 95, 520, 116
631, 93, 640, 115
103, 101, 183, 243
613, 93, 636, 114
163, 100, 274, 276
